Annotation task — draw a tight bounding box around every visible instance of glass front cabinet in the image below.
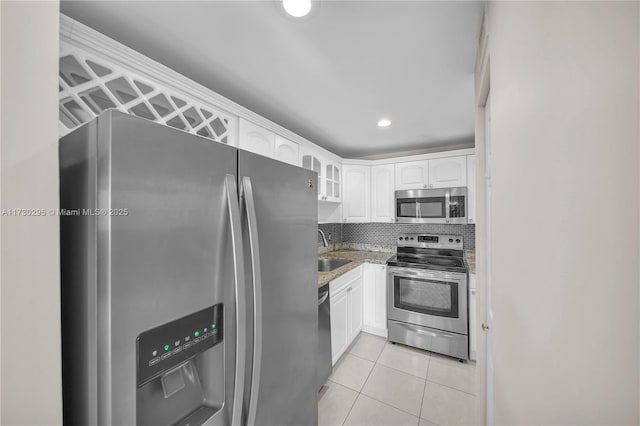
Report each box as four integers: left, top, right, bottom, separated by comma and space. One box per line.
301, 147, 341, 202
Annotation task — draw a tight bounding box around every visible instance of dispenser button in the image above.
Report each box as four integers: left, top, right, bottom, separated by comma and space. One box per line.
172, 346, 182, 354
148, 357, 160, 366
194, 337, 202, 343
183, 342, 192, 350
161, 352, 172, 361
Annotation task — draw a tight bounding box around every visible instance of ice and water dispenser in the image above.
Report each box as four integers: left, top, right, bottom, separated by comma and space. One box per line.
136, 304, 225, 425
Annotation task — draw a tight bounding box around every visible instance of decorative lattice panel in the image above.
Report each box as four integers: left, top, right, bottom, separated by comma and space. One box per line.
58, 47, 235, 145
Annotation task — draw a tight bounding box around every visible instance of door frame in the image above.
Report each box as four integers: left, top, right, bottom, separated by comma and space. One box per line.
473, 6, 493, 425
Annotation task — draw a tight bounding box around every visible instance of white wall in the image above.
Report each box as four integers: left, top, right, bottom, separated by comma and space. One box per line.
483, 2, 639, 424
1, 2, 62, 424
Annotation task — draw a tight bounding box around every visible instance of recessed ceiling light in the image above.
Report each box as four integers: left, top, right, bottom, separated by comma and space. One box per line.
377, 119, 391, 128
283, 0, 312, 18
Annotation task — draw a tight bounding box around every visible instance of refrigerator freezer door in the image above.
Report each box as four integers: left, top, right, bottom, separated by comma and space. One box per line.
60, 111, 242, 426
239, 151, 319, 426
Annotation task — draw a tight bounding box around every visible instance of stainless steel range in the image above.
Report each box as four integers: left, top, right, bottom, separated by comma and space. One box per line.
387, 234, 469, 360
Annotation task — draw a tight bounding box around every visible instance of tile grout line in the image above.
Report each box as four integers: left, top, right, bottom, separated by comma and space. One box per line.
332, 334, 474, 425
418, 354, 432, 424
340, 334, 387, 425
347, 343, 431, 381
354, 340, 428, 422
425, 377, 477, 397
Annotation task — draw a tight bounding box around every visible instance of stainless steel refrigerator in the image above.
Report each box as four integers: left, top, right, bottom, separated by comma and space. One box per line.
60, 111, 318, 426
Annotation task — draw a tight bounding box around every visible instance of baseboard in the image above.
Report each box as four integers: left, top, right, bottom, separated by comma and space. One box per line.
362, 325, 388, 338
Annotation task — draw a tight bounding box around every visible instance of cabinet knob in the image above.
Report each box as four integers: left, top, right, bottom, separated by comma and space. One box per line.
423, 184, 427, 189
481, 323, 490, 331
429, 184, 434, 188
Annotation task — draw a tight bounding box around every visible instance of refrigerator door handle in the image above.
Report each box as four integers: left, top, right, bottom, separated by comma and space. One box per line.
225, 174, 247, 426
241, 176, 263, 426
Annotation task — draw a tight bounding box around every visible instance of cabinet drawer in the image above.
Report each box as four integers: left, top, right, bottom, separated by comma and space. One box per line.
329, 265, 363, 295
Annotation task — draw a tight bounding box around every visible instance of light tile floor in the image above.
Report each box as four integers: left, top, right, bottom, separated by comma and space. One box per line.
318, 332, 479, 426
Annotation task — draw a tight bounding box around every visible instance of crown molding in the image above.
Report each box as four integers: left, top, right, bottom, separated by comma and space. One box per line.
60, 14, 342, 161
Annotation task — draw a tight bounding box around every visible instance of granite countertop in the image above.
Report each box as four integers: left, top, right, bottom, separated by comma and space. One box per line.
465, 250, 476, 274
317, 249, 395, 288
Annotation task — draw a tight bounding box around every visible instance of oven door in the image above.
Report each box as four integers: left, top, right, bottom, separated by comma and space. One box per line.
387, 267, 468, 335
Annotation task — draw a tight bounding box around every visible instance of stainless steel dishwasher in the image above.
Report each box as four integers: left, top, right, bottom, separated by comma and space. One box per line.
317, 285, 332, 389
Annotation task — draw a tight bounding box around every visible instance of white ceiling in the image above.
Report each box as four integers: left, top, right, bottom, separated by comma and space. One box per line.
61, 1, 482, 158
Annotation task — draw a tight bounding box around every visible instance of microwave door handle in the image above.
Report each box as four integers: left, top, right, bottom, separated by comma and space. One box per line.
241, 176, 263, 426
445, 191, 451, 221
225, 174, 247, 426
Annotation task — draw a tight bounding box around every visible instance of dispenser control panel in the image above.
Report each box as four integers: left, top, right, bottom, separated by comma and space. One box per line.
136, 304, 223, 386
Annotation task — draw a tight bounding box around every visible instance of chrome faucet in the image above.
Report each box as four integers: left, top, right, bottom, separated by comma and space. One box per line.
317, 229, 329, 247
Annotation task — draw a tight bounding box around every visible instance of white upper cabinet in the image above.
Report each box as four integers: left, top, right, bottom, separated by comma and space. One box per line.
343, 165, 371, 222
301, 146, 341, 202
301, 146, 324, 200
324, 161, 341, 202
371, 164, 395, 222
467, 154, 476, 224
274, 135, 299, 166
428, 156, 467, 188
395, 156, 468, 190
395, 160, 429, 190
238, 118, 275, 157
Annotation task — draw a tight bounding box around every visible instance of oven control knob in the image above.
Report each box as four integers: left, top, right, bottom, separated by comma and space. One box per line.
410, 237, 414, 240
449, 238, 454, 243
456, 239, 461, 243
399, 237, 403, 241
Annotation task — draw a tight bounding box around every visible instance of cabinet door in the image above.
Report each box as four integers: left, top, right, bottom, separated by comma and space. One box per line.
363, 264, 388, 337
301, 149, 324, 200
238, 118, 275, 158
330, 288, 350, 365
363, 266, 375, 327
274, 135, 299, 166
395, 160, 429, 190
428, 156, 467, 188
371, 164, 395, 222
372, 265, 388, 331
343, 165, 371, 222
349, 278, 363, 341
466, 154, 476, 224
469, 273, 477, 361
324, 163, 341, 202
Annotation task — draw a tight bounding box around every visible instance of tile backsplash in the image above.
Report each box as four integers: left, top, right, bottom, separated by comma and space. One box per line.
318, 223, 475, 251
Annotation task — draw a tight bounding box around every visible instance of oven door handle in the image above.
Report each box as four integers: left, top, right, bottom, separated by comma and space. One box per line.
387, 266, 465, 281
388, 267, 437, 279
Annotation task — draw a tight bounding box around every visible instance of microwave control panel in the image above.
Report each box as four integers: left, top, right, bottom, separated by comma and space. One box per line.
136, 304, 223, 386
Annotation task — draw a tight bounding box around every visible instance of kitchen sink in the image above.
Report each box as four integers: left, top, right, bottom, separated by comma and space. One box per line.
318, 258, 351, 272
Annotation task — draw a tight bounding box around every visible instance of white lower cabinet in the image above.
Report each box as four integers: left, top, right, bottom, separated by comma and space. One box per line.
362, 263, 387, 337
329, 266, 364, 365
469, 273, 477, 360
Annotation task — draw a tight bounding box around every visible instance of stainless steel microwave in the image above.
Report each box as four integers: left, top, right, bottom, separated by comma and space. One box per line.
395, 187, 467, 224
